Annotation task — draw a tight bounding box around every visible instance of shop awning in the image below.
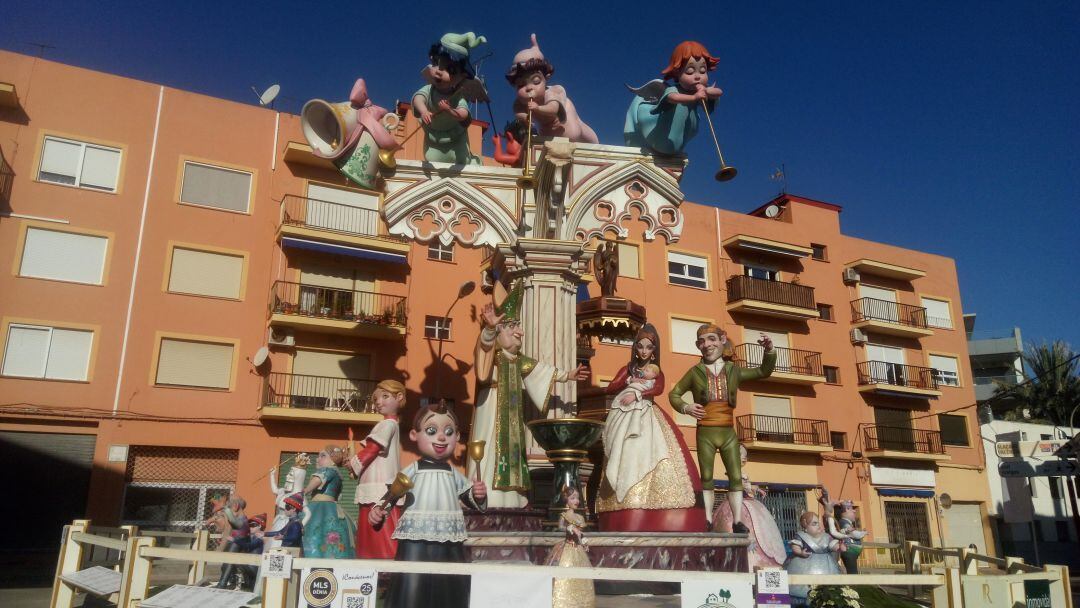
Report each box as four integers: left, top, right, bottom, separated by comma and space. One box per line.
877, 488, 935, 498
281, 237, 408, 265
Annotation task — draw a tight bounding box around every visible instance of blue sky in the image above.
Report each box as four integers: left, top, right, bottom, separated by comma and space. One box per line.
5, 1, 1078, 349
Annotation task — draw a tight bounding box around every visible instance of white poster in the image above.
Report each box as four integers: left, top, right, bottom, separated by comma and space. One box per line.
299, 567, 378, 608
682, 578, 755, 608
470, 572, 552, 608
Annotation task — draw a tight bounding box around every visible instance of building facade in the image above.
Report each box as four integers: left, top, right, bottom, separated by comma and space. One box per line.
0, 51, 994, 563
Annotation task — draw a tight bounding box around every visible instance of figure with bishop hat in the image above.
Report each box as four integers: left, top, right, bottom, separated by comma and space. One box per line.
471, 279, 590, 508
668, 325, 775, 530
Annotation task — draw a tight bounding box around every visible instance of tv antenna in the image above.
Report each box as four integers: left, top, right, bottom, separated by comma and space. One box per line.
251, 84, 281, 108
23, 42, 56, 58
770, 163, 788, 194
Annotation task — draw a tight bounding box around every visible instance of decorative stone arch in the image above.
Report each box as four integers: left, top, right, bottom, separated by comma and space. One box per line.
383, 177, 519, 247
560, 160, 685, 244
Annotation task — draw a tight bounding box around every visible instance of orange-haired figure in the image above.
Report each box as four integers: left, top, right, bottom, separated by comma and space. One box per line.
624, 41, 724, 156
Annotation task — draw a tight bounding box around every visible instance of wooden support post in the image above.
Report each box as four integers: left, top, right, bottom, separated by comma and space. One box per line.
1043, 564, 1072, 608
262, 572, 289, 608
930, 567, 963, 608
50, 519, 89, 608
188, 528, 210, 584
959, 547, 978, 576
1005, 555, 1025, 574
117, 536, 156, 608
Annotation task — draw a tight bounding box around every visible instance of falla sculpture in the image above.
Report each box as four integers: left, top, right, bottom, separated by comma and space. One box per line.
411, 32, 489, 165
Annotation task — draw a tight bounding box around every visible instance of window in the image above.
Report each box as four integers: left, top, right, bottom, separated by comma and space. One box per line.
830, 431, 847, 450
1049, 477, 1063, 500
667, 252, 708, 288
817, 303, 834, 321
167, 247, 245, 299
424, 316, 451, 340
811, 243, 827, 261
179, 161, 252, 213
155, 338, 234, 389
38, 136, 121, 192
743, 264, 778, 281
824, 366, 841, 384
921, 297, 953, 329
670, 318, 706, 355
617, 243, 641, 279
929, 354, 960, 387
19, 227, 108, 285
427, 241, 454, 262
939, 414, 970, 446
1055, 520, 1070, 542
2, 324, 93, 381
753, 395, 792, 419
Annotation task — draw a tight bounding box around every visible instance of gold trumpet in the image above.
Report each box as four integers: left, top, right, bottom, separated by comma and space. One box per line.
517, 110, 537, 189
700, 99, 737, 182
467, 440, 486, 482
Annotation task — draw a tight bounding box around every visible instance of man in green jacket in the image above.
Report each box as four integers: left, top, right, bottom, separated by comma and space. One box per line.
669, 324, 775, 532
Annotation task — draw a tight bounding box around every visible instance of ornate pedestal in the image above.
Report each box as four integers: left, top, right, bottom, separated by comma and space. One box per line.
526, 417, 604, 526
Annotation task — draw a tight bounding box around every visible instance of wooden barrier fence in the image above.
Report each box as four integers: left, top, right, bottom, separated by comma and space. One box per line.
51, 520, 1073, 608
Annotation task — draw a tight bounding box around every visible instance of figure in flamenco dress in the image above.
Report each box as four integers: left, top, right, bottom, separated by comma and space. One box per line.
301, 445, 356, 558
546, 486, 595, 608
596, 323, 705, 532
713, 445, 787, 569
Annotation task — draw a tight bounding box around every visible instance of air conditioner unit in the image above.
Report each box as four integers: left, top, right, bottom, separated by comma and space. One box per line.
843, 268, 861, 284
268, 327, 295, 347
850, 328, 868, 344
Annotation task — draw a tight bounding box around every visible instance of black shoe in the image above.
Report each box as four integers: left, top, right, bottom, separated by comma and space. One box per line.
732, 522, 750, 534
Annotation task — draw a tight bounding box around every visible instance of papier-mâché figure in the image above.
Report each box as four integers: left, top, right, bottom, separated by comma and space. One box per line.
412, 32, 488, 165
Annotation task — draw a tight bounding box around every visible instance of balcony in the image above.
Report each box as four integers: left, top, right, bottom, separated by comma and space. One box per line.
279, 194, 410, 256
857, 361, 942, 398
0, 146, 12, 207
862, 425, 949, 461
974, 374, 1020, 403
736, 414, 832, 453
734, 343, 825, 385
269, 280, 407, 339
259, 372, 382, 425
726, 275, 818, 319
846, 259, 926, 281
850, 297, 933, 338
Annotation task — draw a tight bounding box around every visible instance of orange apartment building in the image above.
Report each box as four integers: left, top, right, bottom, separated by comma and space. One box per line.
0, 50, 993, 565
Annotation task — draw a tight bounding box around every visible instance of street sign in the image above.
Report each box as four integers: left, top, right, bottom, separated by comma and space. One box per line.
995, 439, 1068, 459
998, 459, 1079, 478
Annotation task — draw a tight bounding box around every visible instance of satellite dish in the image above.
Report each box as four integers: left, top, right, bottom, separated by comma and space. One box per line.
764, 204, 782, 218
252, 346, 270, 368
939, 493, 953, 509
252, 84, 281, 107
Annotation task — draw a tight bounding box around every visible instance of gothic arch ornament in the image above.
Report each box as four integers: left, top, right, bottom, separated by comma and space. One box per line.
561, 160, 685, 243
383, 177, 519, 247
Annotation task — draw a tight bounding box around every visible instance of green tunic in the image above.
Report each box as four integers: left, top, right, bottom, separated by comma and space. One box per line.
412, 85, 478, 165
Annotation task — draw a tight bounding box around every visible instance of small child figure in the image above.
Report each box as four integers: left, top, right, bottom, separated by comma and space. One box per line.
545, 487, 595, 608
828, 499, 867, 574
412, 32, 487, 165
785, 511, 842, 605
370, 401, 486, 608
345, 379, 405, 559
258, 493, 304, 549
624, 41, 724, 156
505, 34, 598, 144
212, 495, 251, 589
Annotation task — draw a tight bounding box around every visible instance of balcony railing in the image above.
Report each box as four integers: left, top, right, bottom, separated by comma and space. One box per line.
0, 146, 12, 206
270, 281, 406, 327
850, 297, 929, 329
726, 275, 816, 310
863, 425, 945, 454
281, 194, 406, 242
734, 343, 823, 377
264, 372, 377, 413
857, 361, 938, 390
736, 414, 831, 447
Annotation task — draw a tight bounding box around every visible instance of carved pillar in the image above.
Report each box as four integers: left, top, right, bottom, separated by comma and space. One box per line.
498, 238, 589, 418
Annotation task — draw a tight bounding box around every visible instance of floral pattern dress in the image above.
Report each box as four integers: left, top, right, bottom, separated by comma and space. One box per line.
302, 466, 356, 558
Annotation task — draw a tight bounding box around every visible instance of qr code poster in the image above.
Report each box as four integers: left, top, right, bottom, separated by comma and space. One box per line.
682, 577, 754, 608
262, 551, 293, 579
755, 569, 791, 606
299, 567, 378, 608
469, 572, 552, 608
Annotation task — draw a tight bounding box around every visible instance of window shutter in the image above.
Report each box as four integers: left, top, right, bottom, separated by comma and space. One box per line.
180, 163, 251, 212
156, 339, 234, 389
2, 325, 50, 377
617, 243, 640, 278
921, 298, 952, 328
21, 228, 108, 284
168, 248, 244, 299
753, 395, 792, 418
669, 318, 703, 355
80, 146, 121, 190
40, 138, 81, 182
44, 329, 93, 381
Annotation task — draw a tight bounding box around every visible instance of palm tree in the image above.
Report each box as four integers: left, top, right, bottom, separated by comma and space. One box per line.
995, 341, 1080, 426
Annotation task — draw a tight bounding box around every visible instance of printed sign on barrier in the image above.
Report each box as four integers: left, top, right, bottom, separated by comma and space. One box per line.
682, 577, 755, 608
299, 567, 378, 608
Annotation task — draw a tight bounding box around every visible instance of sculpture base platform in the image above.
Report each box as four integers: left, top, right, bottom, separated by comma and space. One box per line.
465, 508, 545, 533
465, 531, 748, 574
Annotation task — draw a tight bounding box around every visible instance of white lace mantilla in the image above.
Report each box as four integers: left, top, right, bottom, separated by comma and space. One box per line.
393, 509, 468, 542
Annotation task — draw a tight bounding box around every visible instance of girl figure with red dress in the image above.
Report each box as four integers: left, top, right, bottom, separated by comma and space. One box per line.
597, 323, 706, 531
346, 379, 404, 559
